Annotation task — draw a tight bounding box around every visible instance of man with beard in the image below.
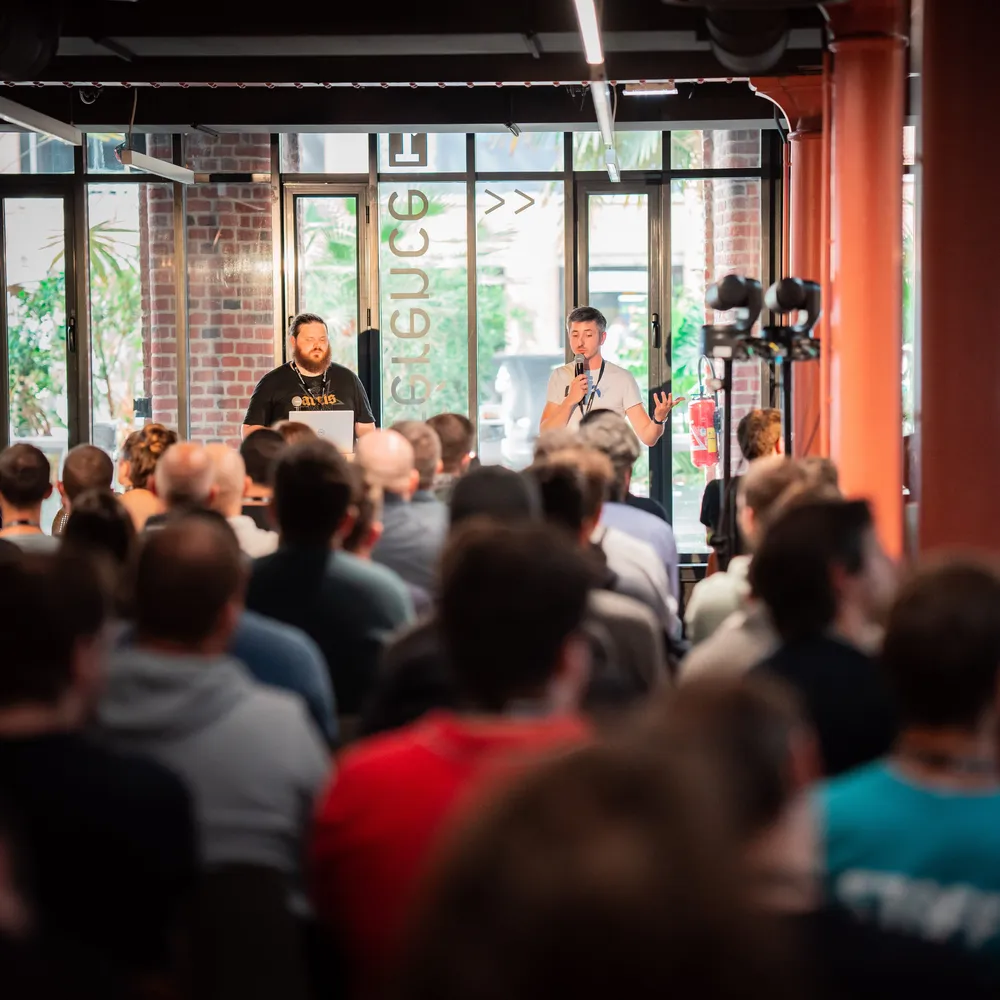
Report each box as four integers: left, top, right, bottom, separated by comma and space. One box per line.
242, 312, 376, 441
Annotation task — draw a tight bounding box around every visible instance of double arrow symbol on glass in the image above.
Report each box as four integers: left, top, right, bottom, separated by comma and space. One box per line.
483, 189, 536, 216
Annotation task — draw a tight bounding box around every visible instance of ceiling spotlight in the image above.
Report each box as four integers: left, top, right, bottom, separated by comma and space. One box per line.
623, 81, 679, 96
505, 122, 522, 137
605, 146, 621, 183
573, 0, 604, 65
0, 97, 82, 146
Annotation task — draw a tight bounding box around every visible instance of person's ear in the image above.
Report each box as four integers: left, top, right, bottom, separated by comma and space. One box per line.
600, 329, 608, 347
42, 483, 53, 500
366, 520, 384, 550
337, 505, 359, 541
408, 469, 420, 495
436, 458, 444, 475
57, 481, 69, 506
206, 485, 219, 507
547, 633, 591, 714
460, 452, 474, 472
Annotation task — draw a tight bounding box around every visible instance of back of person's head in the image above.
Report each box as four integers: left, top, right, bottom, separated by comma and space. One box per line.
356, 429, 417, 496
0, 551, 107, 708
397, 744, 790, 1000
391, 421, 442, 492
882, 558, 1000, 730
526, 461, 587, 538
0, 444, 52, 508
637, 677, 813, 842
273, 438, 356, 546
61, 445, 114, 503
543, 447, 613, 527
449, 465, 541, 529
343, 476, 384, 557
204, 444, 248, 514
271, 420, 317, 446
577, 412, 640, 500
533, 428, 579, 462
152, 442, 215, 510
63, 489, 135, 569
124, 423, 177, 491
799, 456, 839, 491
439, 521, 593, 711
134, 513, 245, 646
737, 456, 807, 547
750, 499, 883, 642
240, 428, 285, 488
736, 409, 782, 461
426, 413, 475, 475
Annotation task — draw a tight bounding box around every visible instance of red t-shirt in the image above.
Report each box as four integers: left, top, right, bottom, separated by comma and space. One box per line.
309, 711, 588, 992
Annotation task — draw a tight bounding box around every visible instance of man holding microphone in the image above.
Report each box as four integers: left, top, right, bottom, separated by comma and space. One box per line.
540, 306, 681, 444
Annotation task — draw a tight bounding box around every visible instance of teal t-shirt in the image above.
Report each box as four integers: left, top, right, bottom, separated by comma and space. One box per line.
818, 761, 1000, 959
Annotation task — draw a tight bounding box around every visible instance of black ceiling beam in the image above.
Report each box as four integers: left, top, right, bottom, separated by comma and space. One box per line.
5, 80, 776, 130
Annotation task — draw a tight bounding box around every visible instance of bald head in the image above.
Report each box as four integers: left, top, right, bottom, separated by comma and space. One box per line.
135, 513, 245, 649
205, 444, 249, 518
355, 429, 418, 498
153, 442, 216, 510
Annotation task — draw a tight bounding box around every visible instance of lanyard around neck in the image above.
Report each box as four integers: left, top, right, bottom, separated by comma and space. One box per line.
580, 359, 607, 415
290, 361, 330, 405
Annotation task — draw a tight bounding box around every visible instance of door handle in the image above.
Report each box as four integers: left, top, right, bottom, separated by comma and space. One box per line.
67, 314, 76, 354
651, 312, 661, 350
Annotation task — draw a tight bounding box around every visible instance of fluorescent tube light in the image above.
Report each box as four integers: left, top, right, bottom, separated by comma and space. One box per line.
605, 146, 621, 183
119, 148, 196, 184
623, 81, 679, 96
573, 0, 604, 65
591, 80, 615, 147
0, 97, 82, 146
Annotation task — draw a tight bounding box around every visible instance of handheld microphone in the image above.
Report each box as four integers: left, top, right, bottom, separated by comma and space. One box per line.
573, 353, 586, 378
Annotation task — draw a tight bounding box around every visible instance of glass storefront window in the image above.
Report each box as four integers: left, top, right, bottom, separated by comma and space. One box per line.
281, 134, 369, 174
0, 133, 74, 174
573, 131, 662, 171
379, 182, 468, 425
475, 179, 565, 467
474, 132, 564, 173
4, 196, 68, 529
670, 130, 762, 170
670, 176, 763, 553
378, 133, 466, 173
86, 133, 173, 173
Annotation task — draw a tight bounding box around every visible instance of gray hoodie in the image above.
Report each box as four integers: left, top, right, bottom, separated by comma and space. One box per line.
99, 650, 331, 886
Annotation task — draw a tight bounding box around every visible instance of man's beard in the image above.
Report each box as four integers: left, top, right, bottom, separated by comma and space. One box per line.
294, 344, 332, 375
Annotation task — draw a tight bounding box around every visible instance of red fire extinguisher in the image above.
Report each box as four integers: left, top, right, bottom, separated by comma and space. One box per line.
689, 358, 719, 468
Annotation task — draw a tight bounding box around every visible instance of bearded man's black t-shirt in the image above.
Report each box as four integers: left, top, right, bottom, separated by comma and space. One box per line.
243, 362, 375, 429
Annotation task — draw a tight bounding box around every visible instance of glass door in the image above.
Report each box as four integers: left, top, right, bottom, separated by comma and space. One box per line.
577, 183, 667, 504
1, 193, 76, 530
284, 185, 370, 376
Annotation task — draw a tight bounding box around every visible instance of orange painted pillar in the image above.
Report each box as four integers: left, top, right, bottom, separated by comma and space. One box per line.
752, 76, 827, 457
828, 0, 906, 556
919, 1, 1000, 550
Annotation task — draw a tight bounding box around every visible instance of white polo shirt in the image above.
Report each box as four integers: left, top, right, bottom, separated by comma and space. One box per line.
545, 359, 643, 429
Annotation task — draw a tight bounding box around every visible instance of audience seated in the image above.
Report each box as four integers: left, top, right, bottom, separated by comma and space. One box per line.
51, 444, 114, 536
751, 498, 897, 776
685, 456, 807, 647
147, 440, 217, 525
578, 410, 680, 604
239, 427, 285, 530
0, 550, 198, 988
638, 676, 997, 996
819, 559, 1000, 960
100, 515, 330, 904
360, 423, 448, 593
425, 412, 475, 502
0, 444, 58, 551
118, 423, 177, 530
247, 439, 413, 714
273, 420, 318, 445
205, 443, 279, 557
395, 742, 789, 1000
310, 520, 591, 996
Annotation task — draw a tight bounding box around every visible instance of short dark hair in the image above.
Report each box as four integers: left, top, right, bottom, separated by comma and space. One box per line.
426, 413, 475, 474
527, 462, 586, 536
0, 444, 51, 507
289, 312, 327, 338
882, 559, 1000, 729
240, 428, 286, 486
736, 409, 782, 461
272, 420, 318, 445
0, 552, 108, 706
750, 499, 873, 641
64, 490, 136, 569
449, 466, 541, 529
438, 521, 592, 710
134, 514, 245, 645
542, 447, 613, 522
273, 439, 356, 545
566, 305, 607, 334
391, 420, 442, 491
62, 445, 114, 502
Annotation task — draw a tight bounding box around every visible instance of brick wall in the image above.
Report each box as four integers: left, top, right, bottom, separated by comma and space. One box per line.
703, 130, 766, 473
140, 134, 275, 445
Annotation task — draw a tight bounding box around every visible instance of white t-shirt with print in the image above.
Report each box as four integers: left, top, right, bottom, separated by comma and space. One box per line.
545, 359, 643, 429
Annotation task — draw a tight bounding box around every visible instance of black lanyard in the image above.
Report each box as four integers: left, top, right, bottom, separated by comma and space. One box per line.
291, 362, 330, 408
579, 360, 607, 416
